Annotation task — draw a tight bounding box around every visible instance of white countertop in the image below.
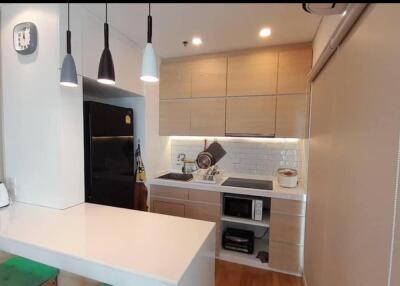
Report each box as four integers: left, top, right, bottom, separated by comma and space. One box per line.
151, 172, 306, 201
0, 202, 215, 286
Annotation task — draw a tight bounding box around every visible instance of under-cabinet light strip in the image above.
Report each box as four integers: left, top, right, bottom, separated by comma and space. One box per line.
169, 136, 300, 143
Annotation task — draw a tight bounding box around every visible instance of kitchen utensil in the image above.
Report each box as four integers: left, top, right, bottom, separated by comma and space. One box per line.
0, 183, 10, 208
196, 142, 226, 169
277, 168, 298, 188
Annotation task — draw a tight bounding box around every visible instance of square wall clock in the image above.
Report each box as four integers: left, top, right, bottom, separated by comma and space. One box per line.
13, 22, 38, 55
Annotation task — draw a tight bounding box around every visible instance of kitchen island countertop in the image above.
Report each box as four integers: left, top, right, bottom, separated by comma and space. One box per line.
0, 202, 216, 286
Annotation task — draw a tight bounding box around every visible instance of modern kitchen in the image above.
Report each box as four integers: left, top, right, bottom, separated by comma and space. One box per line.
0, 3, 398, 286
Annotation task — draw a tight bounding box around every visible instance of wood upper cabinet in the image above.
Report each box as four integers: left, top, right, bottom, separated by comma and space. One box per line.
227, 48, 278, 97
277, 44, 312, 94
160, 60, 192, 99
226, 96, 276, 136
275, 94, 308, 138
190, 98, 226, 136
191, 56, 227, 98
159, 100, 190, 135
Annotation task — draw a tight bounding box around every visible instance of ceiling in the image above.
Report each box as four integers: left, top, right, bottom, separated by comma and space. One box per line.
82, 4, 322, 59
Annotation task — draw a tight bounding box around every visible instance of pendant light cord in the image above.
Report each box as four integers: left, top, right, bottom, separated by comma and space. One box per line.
106, 3, 108, 23
104, 3, 109, 49
147, 3, 152, 43
66, 3, 71, 54
67, 3, 70, 31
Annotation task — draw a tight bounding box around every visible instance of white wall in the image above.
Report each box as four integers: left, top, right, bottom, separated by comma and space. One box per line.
312, 14, 342, 65
1, 4, 84, 208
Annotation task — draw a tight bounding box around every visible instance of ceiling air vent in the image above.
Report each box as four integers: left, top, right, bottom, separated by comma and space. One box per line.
302, 3, 348, 15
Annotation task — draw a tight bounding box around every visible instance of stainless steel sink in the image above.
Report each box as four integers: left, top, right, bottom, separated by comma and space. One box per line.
157, 172, 193, 181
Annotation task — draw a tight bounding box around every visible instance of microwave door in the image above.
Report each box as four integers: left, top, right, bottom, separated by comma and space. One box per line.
224, 196, 253, 219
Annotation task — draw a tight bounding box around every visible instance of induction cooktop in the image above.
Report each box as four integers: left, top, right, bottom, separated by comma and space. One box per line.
221, 177, 273, 190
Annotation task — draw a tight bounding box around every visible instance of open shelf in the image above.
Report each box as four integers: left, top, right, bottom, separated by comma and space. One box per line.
220, 214, 270, 228
218, 239, 269, 270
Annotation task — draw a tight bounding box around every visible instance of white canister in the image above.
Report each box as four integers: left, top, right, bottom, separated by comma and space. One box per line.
277, 168, 298, 188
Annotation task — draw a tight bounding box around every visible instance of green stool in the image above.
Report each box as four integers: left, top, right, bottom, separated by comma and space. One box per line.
0, 256, 59, 286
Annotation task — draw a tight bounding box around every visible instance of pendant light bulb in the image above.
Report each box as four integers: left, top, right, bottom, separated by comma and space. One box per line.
97, 3, 115, 85
60, 3, 78, 87
141, 3, 159, 83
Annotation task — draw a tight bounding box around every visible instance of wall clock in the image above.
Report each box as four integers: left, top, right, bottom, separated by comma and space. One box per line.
13, 22, 38, 55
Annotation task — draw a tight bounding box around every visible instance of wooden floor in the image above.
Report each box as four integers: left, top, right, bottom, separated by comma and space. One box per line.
215, 260, 303, 286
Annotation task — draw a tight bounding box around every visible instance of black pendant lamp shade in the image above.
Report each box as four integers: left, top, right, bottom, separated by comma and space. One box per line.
97, 3, 115, 85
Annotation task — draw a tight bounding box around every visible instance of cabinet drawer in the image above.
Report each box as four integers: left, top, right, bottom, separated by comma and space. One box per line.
270, 213, 305, 244
152, 200, 185, 217
271, 199, 306, 216
188, 189, 221, 204
269, 240, 303, 274
150, 185, 189, 200
185, 202, 221, 223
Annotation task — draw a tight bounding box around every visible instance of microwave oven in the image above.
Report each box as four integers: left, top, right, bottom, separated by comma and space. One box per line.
223, 194, 263, 221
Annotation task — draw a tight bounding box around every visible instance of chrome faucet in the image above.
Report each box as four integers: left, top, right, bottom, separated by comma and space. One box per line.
177, 153, 197, 174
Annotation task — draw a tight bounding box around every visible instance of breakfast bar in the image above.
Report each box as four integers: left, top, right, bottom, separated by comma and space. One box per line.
0, 202, 216, 286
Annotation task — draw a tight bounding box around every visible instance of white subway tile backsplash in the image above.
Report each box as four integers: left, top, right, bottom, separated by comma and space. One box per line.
170, 138, 304, 178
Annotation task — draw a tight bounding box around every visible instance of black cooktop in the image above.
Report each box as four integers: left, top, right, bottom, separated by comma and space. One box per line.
222, 177, 273, 190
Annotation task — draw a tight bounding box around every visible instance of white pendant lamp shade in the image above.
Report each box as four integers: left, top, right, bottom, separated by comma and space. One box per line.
60, 4, 78, 87
141, 3, 159, 83
141, 43, 158, 82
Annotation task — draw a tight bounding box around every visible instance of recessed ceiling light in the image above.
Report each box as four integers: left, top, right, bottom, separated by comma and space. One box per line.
259, 27, 272, 38
192, 37, 202, 45
342, 10, 347, 16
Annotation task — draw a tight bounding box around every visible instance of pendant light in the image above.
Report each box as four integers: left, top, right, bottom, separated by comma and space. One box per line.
141, 3, 159, 83
97, 3, 115, 85
60, 3, 78, 87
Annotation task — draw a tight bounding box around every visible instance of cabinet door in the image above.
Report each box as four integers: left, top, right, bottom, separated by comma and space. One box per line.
277, 45, 312, 94
160, 60, 191, 99
269, 241, 303, 274
227, 49, 278, 96
191, 56, 227, 98
159, 100, 190, 135
152, 200, 185, 217
270, 213, 305, 244
226, 96, 276, 136
190, 98, 226, 136
275, 94, 308, 138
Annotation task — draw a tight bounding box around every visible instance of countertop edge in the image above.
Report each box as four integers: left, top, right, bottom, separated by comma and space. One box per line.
149, 176, 307, 202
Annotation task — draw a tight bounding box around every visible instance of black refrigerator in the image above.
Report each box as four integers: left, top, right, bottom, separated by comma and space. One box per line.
84, 101, 135, 209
